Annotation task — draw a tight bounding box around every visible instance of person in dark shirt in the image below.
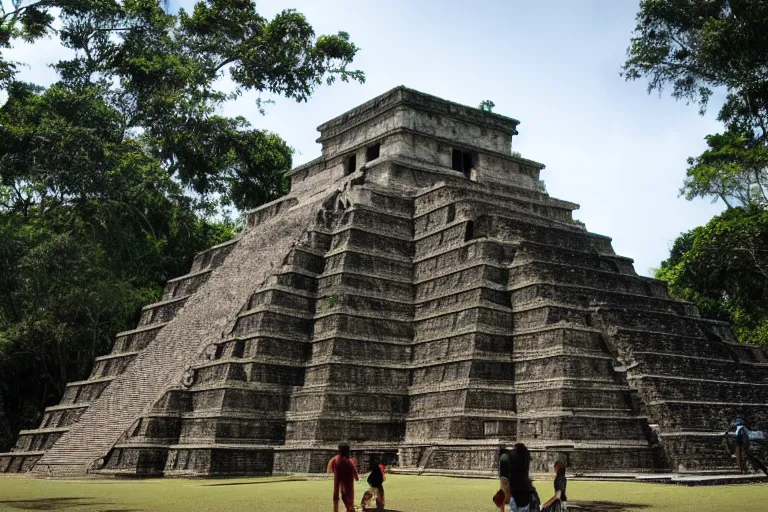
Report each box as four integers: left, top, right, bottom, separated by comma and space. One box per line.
542, 460, 568, 511
727, 418, 768, 475
361, 455, 386, 510
497, 443, 534, 512
509, 443, 534, 511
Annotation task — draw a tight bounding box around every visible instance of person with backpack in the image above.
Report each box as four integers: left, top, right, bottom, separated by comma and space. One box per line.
734, 418, 750, 473
728, 418, 768, 475
733, 418, 749, 473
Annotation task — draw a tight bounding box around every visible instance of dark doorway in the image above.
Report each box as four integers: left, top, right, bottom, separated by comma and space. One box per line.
451, 148, 476, 178
345, 154, 357, 176
366, 143, 381, 162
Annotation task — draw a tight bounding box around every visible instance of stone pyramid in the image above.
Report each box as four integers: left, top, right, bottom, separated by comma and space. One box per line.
2, 86, 767, 478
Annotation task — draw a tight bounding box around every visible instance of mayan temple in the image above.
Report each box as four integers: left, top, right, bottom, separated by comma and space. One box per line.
1, 86, 767, 478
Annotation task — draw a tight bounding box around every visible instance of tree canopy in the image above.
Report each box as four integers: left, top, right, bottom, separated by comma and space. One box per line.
0, 0, 363, 450
657, 206, 768, 345
682, 131, 768, 209
622, 0, 768, 140
623, 0, 768, 210
623, 0, 768, 345
1, 0, 363, 212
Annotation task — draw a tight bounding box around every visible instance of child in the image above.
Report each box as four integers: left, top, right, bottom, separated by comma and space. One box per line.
541, 460, 567, 512
327, 443, 359, 512
361, 455, 387, 510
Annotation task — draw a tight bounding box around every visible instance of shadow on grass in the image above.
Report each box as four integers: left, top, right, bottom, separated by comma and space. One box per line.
0, 497, 139, 511
202, 477, 308, 486
570, 501, 650, 511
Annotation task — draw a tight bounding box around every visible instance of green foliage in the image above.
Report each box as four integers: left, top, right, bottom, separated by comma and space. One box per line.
1, 0, 364, 211
625, 1, 768, 346
0, 0, 362, 449
0, 2, 57, 85
623, 0, 768, 207
0, 139, 235, 448
655, 207, 768, 345
682, 130, 768, 208
478, 100, 495, 112
622, 0, 768, 140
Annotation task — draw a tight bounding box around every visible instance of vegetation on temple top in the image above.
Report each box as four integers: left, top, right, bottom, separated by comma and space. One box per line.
478, 100, 495, 112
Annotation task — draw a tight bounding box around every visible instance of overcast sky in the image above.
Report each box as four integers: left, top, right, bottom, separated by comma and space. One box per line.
9, 1, 726, 276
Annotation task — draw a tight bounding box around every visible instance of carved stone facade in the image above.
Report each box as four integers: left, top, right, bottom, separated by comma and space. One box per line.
2, 86, 767, 477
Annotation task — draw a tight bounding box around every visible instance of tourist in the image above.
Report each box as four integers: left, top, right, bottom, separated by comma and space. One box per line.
733, 418, 750, 473
360, 454, 386, 510
727, 418, 768, 475
541, 460, 567, 511
496, 443, 536, 512
327, 443, 359, 512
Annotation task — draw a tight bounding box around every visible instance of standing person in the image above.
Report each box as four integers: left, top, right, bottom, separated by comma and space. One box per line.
361, 455, 387, 510
496, 445, 513, 511
509, 443, 534, 512
733, 418, 749, 473
541, 460, 567, 512
495, 444, 535, 512
728, 418, 768, 475
327, 443, 359, 512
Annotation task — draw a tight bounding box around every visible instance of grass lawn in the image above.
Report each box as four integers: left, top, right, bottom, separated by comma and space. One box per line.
0, 474, 764, 512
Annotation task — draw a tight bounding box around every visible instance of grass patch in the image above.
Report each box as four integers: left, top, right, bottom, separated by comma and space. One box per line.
0, 474, 764, 511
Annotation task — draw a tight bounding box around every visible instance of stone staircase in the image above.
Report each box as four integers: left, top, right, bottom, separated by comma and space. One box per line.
0, 238, 239, 474
93, 199, 330, 476
597, 315, 768, 471
4, 196, 325, 477
400, 184, 518, 473
89, 185, 418, 476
